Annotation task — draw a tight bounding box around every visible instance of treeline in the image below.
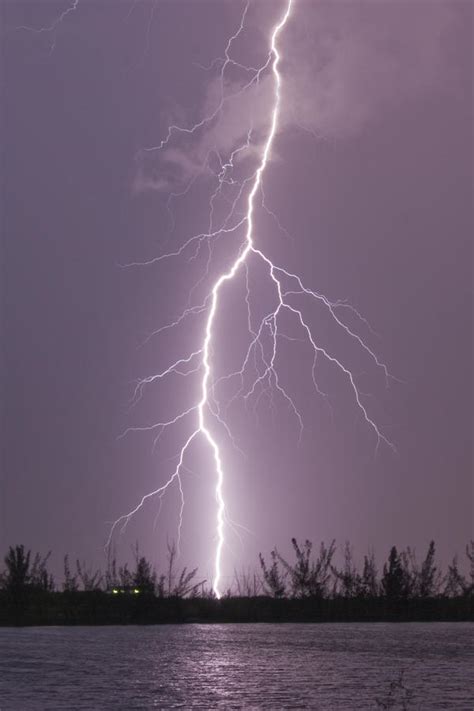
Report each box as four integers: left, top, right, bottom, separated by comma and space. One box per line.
258, 539, 474, 600
0, 539, 472, 625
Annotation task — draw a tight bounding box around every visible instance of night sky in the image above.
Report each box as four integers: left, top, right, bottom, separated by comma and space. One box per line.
2, 0, 472, 587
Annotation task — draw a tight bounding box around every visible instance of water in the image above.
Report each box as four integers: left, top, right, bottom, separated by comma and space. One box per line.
0, 623, 472, 709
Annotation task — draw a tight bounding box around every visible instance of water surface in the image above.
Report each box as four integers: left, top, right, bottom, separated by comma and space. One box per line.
0, 623, 472, 709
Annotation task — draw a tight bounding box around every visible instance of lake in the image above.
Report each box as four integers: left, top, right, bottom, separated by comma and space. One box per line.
0, 623, 472, 709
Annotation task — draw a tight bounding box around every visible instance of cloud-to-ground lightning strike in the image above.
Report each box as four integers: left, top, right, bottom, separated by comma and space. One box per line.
110, 0, 395, 598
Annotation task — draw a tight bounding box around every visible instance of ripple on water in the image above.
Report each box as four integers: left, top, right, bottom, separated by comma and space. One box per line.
0, 623, 472, 710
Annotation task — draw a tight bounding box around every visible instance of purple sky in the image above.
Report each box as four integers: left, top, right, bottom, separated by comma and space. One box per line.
2, 0, 472, 587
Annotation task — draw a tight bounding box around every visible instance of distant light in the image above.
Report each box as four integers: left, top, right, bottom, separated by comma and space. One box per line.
133, 588, 140, 594
112, 589, 119, 594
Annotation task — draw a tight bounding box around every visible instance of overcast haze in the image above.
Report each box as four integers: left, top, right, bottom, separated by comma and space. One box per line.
1, 0, 472, 585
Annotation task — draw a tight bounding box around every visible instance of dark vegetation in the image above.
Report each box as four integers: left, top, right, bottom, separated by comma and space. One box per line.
0, 539, 472, 625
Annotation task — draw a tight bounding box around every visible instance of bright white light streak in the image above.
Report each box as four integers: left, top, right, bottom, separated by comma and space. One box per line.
112, 0, 394, 599
196, 0, 294, 596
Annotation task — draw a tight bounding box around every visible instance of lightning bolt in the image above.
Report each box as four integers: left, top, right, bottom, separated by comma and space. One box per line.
14, 0, 80, 54
112, 0, 395, 598
16, 0, 80, 34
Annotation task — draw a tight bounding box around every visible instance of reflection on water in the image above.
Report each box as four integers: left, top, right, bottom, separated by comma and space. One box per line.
0, 623, 472, 709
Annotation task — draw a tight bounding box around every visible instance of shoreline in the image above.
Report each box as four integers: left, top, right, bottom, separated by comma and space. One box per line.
1, 592, 472, 627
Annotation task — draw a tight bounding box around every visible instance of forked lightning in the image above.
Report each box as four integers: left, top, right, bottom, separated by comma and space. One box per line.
109, 0, 394, 598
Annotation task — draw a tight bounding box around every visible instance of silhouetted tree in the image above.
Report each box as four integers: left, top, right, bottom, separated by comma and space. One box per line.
156, 572, 167, 598
105, 548, 119, 592
332, 541, 362, 598
63, 555, 78, 592
286, 539, 313, 597
382, 547, 406, 601
118, 563, 133, 589
418, 541, 440, 598
259, 550, 286, 597
76, 560, 102, 591
233, 568, 262, 597
166, 541, 177, 596
2, 545, 53, 621
443, 555, 467, 597
30, 552, 54, 592
395, 542, 441, 599
3, 545, 31, 594
273, 538, 336, 598
162, 542, 202, 597
465, 541, 474, 597
3, 545, 54, 593
134, 556, 156, 594
174, 567, 202, 597
399, 547, 418, 598
360, 550, 379, 597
